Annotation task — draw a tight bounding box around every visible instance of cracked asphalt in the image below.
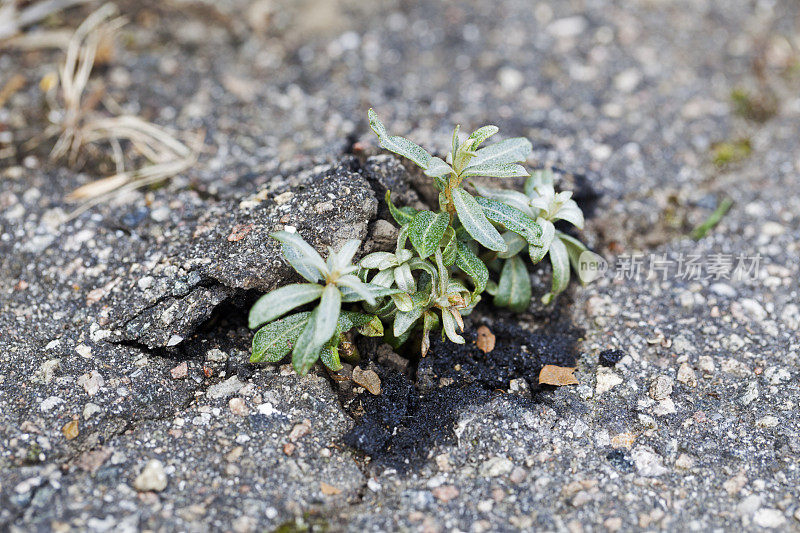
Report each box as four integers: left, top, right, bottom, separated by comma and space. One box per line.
1, 0, 799, 531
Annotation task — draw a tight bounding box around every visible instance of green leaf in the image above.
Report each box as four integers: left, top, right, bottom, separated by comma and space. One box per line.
382, 323, 413, 349
360, 252, 396, 270
320, 337, 343, 372
365, 297, 397, 317
441, 309, 465, 344
408, 210, 450, 259
433, 249, 449, 288
339, 281, 403, 302
329, 239, 361, 273
467, 125, 499, 148
337, 310, 377, 333
382, 136, 432, 169
335, 274, 379, 305
529, 218, 555, 264
367, 108, 388, 137
272, 231, 328, 282
425, 157, 454, 178
475, 196, 543, 245
554, 200, 585, 229
524, 168, 554, 196
420, 310, 440, 356
468, 137, 532, 167
497, 231, 528, 259
358, 316, 384, 337
367, 109, 432, 168
461, 162, 529, 179
410, 285, 434, 309
385, 190, 417, 226
315, 284, 342, 340
494, 256, 531, 312
453, 222, 471, 242
440, 227, 457, 267
407, 256, 438, 280
364, 283, 404, 299
394, 263, 416, 293
250, 312, 310, 363
473, 183, 533, 214
248, 283, 323, 329
368, 112, 433, 171
544, 236, 570, 304
391, 292, 413, 312
369, 269, 395, 288
451, 125, 460, 156
452, 189, 507, 252
394, 306, 424, 337
558, 232, 590, 279
455, 240, 489, 294
484, 280, 498, 296
291, 285, 341, 375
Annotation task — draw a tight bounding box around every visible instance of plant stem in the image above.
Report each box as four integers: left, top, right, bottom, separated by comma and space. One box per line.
691, 197, 733, 240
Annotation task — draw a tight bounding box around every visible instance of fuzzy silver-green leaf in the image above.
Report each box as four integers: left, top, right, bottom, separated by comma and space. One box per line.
248, 283, 323, 329
461, 162, 529, 179
494, 256, 531, 312
529, 218, 555, 264
452, 188, 507, 252
455, 240, 489, 293
251, 312, 310, 363
385, 190, 417, 226
545, 236, 570, 301
475, 196, 543, 245
368, 110, 432, 169
408, 210, 450, 259
468, 137, 532, 167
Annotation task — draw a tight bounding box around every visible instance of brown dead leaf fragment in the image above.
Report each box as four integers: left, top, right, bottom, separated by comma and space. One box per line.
476, 325, 496, 353
352, 366, 381, 395
539, 365, 578, 386
320, 482, 342, 495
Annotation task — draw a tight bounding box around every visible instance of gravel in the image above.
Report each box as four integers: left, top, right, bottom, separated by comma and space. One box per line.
2, 0, 800, 531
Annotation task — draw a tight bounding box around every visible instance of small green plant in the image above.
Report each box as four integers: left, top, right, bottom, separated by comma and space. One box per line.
249, 110, 592, 374
248, 231, 396, 374
474, 168, 590, 305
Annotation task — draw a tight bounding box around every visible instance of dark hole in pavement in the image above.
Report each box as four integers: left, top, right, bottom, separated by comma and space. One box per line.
340, 311, 582, 473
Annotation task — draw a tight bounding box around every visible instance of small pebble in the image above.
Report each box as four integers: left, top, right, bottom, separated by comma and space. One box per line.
676, 363, 697, 386
596, 367, 623, 395
229, 397, 249, 416
479, 456, 513, 477
649, 376, 673, 401
170, 362, 188, 380
134, 459, 168, 492
62, 420, 79, 440
432, 485, 459, 502
288, 419, 311, 441
697, 356, 715, 374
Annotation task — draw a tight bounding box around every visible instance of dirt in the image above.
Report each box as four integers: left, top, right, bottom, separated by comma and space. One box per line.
340, 316, 581, 472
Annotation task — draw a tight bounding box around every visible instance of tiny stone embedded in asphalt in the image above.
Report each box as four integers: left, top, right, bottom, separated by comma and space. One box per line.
1, 0, 799, 531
